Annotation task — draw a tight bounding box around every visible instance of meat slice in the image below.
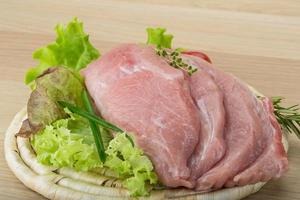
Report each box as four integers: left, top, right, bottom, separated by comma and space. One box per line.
183, 54, 275, 191
82, 44, 200, 188
188, 71, 226, 180
231, 97, 288, 186
83, 44, 288, 190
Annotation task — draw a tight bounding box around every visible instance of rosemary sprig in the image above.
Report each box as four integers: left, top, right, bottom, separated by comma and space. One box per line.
82, 90, 107, 162
156, 48, 198, 75
271, 96, 300, 139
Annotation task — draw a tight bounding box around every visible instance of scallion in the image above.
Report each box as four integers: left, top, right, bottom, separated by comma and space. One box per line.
82, 90, 106, 162
58, 99, 134, 146
58, 101, 123, 132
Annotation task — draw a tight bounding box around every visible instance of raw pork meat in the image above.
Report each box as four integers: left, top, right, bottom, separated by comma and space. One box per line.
82, 44, 200, 188
82, 44, 288, 190
188, 71, 226, 180
183, 54, 283, 191
231, 97, 288, 186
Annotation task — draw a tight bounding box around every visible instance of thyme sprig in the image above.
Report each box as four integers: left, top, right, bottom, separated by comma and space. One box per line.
272, 96, 300, 139
156, 48, 198, 75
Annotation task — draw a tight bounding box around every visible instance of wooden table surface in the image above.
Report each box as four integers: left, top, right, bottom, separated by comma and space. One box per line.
0, 0, 299, 199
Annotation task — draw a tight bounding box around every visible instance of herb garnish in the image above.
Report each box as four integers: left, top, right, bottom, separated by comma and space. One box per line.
82, 90, 107, 162
146, 27, 198, 75
58, 100, 134, 146
272, 96, 300, 139
156, 48, 198, 75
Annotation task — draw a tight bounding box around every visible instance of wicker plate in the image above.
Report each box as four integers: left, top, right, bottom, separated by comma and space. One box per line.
4, 88, 289, 200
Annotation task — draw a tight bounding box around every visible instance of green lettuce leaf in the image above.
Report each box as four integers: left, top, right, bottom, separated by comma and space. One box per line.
31, 112, 102, 171
32, 126, 157, 196
24, 67, 84, 135
105, 133, 158, 196
31, 109, 113, 170
146, 27, 173, 48
25, 18, 100, 85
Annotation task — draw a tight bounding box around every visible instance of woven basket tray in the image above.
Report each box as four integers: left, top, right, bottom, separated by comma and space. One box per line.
4, 87, 289, 200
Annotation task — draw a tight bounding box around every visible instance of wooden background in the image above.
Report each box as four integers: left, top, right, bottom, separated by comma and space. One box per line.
0, 0, 299, 199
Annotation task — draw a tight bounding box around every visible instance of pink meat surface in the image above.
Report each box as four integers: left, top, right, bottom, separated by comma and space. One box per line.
183, 54, 279, 191
188, 71, 226, 180
82, 44, 200, 188
82, 43, 288, 190
231, 97, 288, 186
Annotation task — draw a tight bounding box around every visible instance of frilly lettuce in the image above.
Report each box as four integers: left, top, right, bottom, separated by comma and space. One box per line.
105, 133, 157, 196
31, 110, 103, 171
31, 117, 157, 196
25, 18, 100, 85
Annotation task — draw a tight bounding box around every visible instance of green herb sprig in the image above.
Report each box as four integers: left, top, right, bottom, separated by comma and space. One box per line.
57, 100, 134, 146
82, 90, 107, 162
156, 48, 198, 75
272, 96, 300, 139
146, 27, 198, 75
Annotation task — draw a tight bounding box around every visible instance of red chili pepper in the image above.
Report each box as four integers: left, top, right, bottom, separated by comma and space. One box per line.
182, 51, 212, 64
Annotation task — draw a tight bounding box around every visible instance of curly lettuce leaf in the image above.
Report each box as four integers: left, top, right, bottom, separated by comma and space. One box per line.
105, 133, 158, 196
146, 27, 173, 48
25, 18, 100, 85
31, 113, 102, 171
32, 127, 157, 196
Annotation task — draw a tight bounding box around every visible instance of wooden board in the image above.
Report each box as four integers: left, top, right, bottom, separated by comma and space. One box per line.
0, 0, 299, 199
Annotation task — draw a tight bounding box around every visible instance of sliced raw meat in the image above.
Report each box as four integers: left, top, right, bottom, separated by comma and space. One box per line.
188, 71, 226, 180
82, 44, 200, 188
82, 44, 288, 190
231, 97, 288, 186
182, 54, 276, 191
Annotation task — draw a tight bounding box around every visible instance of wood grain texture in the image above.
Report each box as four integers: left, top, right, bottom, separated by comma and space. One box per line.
0, 0, 299, 199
